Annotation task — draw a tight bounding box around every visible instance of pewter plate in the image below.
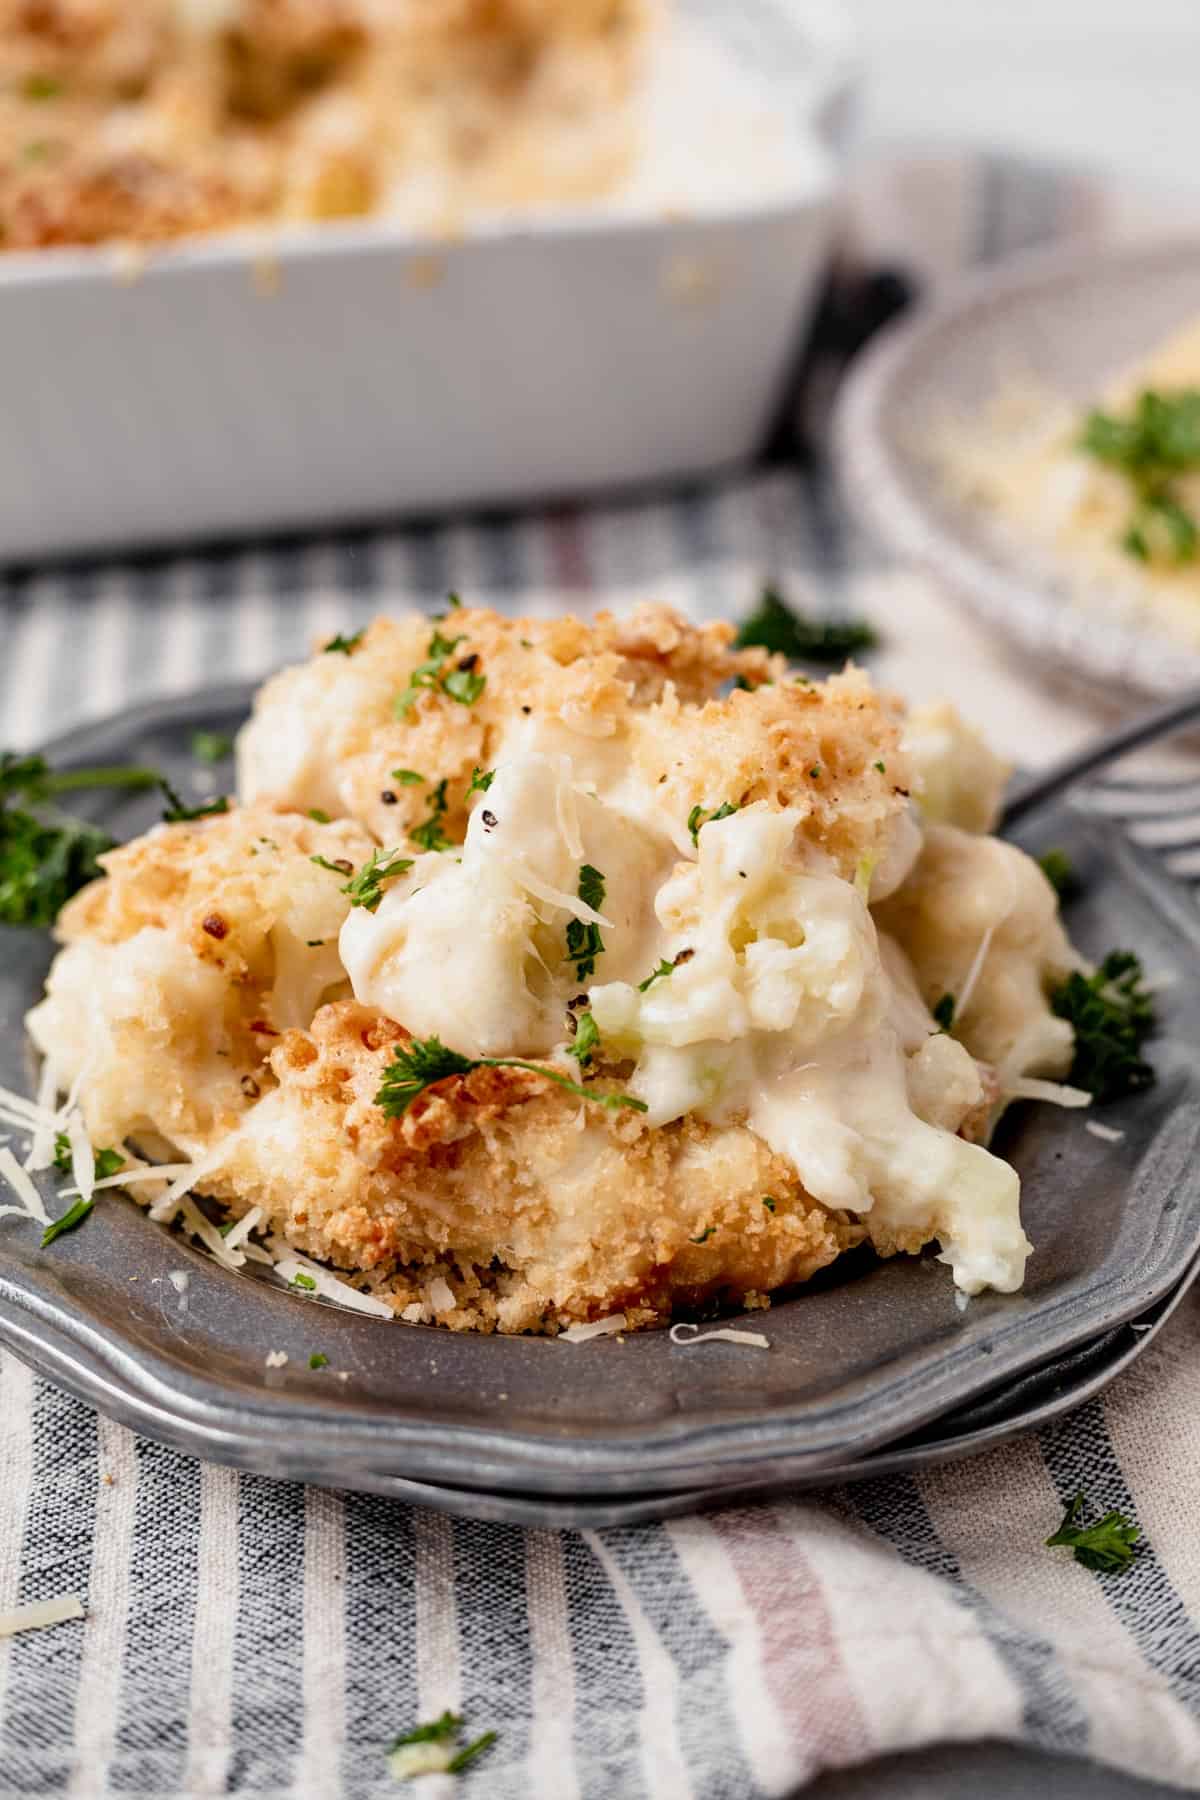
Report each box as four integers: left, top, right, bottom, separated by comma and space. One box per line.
1, 687, 1199, 1512
834, 235, 1200, 704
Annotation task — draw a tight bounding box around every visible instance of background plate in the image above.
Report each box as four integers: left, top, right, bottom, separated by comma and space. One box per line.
834, 235, 1200, 704
2, 688, 1198, 1505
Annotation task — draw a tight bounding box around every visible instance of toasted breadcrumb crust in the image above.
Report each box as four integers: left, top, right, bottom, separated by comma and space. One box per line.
200, 1001, 863, 1332
0, 0, 646, 249
239, 602, 913, 875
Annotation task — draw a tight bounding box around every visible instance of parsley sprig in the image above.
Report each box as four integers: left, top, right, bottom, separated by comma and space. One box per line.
1038, 847, 1076, 898
386, 1709, 497, 1777
1046, 1492, 1141, 1573
323, 628, 365, 655
0, 750, 159, 928
567, 1010, 600, 1064
566, 864, 606, 980
312, 847, 413, 913
158, 777, 230, 824
735, 584, 878, 663
1050, 950, 1156, 1102
687, 801, 739, 846
1080, 388, 1200, 565
53, 1133, 123, 1181
375, 1034, 646, 1118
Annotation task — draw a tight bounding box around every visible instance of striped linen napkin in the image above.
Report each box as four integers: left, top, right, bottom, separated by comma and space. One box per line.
4, 150, 1200, 1796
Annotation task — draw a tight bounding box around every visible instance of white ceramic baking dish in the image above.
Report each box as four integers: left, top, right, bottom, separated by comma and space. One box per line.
0, 0, 854, 563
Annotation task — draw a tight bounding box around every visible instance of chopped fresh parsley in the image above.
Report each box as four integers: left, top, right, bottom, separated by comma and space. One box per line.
809, 765, 821, 780
386, 1709, 497, 1779
735, 584, 878, 663
394, 630, 486, 715
388, 1711, 461, 1751
1038, 848, 1076, 898
52, 1133, 123, 1182
1080, 389, 1200, 565
0, 750, 160, 928
313, 847, 413, 913
431, 592, 463, 621
567, 1010, 600, 1065
159, 777, 229, 824
391, 769, 426, 786
638, 959, 676, 993
410, 779, 451, 853
307, 808, 331, 823
23, 73, 63, 101
309, 1352, 329, 1370
323, 629, 365, 655
191, 731, 232, 764
762, 1195, 777, 1213
292, 1272, 317, 1292
375, 1034, 647, 1118
933, 993, 956, 1032
442, 667, 486, 706
467, 766, 494, 795
1050, 950, 1156, 1101
41, 1197, 94, 1247
687, 801, 739, 847
447, 1733, 497, 1774
1046, 1492, 1141, 1573
690, 1226, 716, 1244
566, 864, 606, 980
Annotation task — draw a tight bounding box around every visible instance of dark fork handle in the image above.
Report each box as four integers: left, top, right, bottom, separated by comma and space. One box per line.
1000, 685, 1200, 833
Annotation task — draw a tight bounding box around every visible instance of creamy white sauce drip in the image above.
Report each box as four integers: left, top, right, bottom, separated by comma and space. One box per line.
334, 723, 1032, 1294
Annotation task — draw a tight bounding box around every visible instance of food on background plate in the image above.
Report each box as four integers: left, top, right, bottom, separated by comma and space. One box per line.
935, 316, 1200, 649
0, 0, 813, 251
6, 599, 1156, 1335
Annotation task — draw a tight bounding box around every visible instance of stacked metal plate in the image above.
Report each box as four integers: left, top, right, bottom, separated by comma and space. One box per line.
2, 692, 1198, 1527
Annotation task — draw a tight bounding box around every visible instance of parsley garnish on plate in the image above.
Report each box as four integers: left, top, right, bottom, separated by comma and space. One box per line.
638, 959, 676, 993
1038, 848, 1076, 898
375, 1034, 646, 1119
735, 584, 878, 663
1046, 1492, 1141, 1573
158, 777, 229, 824
312, 847, 413, 913
0, 750, 160, 928
566, 864, 606, 980
467, 766, 494, 795
687, 801, 739, 847
309, 1352, 329, 1370
323, 628, 365, 655
52, 1133, 123, 1182
1050, 950, 1156, 1101
1080, 388, 1200, 565
392, 769, 426, 787
41, 1197, 95, 1247
410, 779, 451, 853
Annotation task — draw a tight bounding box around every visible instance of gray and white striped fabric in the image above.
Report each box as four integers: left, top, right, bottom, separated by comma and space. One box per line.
5, 151, 1200, 1798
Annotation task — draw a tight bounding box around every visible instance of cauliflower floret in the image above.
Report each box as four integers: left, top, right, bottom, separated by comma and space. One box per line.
25, 803, 373, 1153
906, 700, 1011, 834
874, 824, 1081, 1083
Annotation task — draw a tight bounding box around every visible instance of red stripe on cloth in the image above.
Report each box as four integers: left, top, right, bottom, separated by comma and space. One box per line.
546, 512, 591, 592
711, 1507, 873, 1779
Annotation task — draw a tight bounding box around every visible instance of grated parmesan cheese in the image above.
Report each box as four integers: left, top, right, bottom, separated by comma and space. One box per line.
265, 1350, 289, 1369
668, 1321, 770, 1350
1085, 1120, 1126, 1144
560, 1314, 627, 1343
1005, 1077, 1092, 1109
0, 1146, 51, 1227
0, 1594, 85, 1638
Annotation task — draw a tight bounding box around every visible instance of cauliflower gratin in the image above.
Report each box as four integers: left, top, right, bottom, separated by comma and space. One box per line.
3, 597, 1159, 1338
935, 317, 1200, 650
0, 0, 655, 249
